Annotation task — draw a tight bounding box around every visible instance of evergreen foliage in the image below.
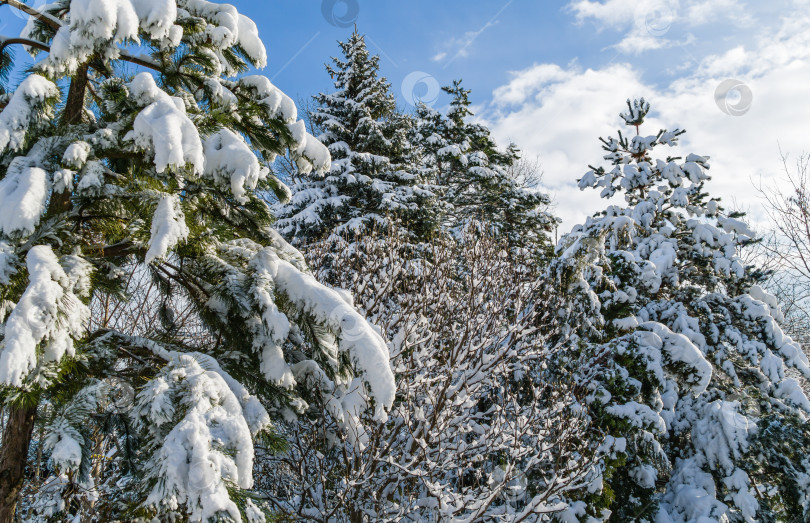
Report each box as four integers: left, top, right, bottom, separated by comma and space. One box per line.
275, 31, 437, 246
551, 98, 810, 522
0, 3, 394, 521
0, 2, 805, 520
413, 80, 557, 252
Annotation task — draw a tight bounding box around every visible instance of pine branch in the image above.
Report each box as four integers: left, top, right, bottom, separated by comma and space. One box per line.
87, 241, 144, 260
0, 36, 49, 57
0, 36, 160, 72
0, 0, 61, 31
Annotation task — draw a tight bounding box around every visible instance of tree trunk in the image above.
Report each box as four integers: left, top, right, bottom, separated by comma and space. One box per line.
49, 63, 89, 215
61, 63, 88, 127
0, 57, 88, 523
34, 425, 42, 483
0, 403, 36, 523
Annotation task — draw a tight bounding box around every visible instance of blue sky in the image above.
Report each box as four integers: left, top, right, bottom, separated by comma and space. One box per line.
235, 0, 810, 228
237, 1, 590, 109
1, 0, 808, 228
230, 1, 764, 110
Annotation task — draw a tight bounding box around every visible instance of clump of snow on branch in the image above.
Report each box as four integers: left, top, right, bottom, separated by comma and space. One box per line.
62, 141, 91, 169
0, 159, 50, 237
126, 73, 204, 174
216, 240, 395, 419
237, 76, 330, 174
135, 352, 268, 522
0, 75, 59, 154
180, 0, 267, 70
40, 0, 182, 74
144, 194, 189, 263
203, 129, 267, 204
0, 246, 91, 386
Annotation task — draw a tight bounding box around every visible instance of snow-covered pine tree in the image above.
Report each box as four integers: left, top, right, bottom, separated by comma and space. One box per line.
0, 2, 394, 521
551, 98, 810, 521
414, 80, 557, 253
274, 30, 437, 247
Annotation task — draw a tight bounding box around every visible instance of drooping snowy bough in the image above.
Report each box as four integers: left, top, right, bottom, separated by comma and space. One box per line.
0, 1, 393, 521
551, 99, 810, 522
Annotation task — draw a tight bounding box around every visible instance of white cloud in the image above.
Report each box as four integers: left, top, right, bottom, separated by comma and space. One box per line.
481, 12, 810, 231
568, 0, 750, 28
568, 0, 753, 55
612, 31, 673, 54
435, 21, 500, 65
484, 63, 650, 228
567, 0, 642, 28
491, 63, 574, 105
685, 0, 752, 26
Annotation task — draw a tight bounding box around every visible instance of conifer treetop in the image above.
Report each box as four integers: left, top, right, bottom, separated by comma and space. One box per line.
554, 99, 810, 522
414, 79, 557, 251
275, 29, 437, 245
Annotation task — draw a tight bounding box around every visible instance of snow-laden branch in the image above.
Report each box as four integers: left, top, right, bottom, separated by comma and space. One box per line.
0, 35, 161, 71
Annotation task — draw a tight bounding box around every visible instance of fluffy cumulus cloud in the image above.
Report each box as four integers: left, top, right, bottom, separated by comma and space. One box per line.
481, 1, 810, 230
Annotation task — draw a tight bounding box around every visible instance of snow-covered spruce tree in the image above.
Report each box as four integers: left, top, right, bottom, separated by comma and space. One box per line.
255, 224, 599, 521
0, 2, 394, 521
550, 99, 810, 521
274, 30, 437, 247
413, 81, 557, 253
